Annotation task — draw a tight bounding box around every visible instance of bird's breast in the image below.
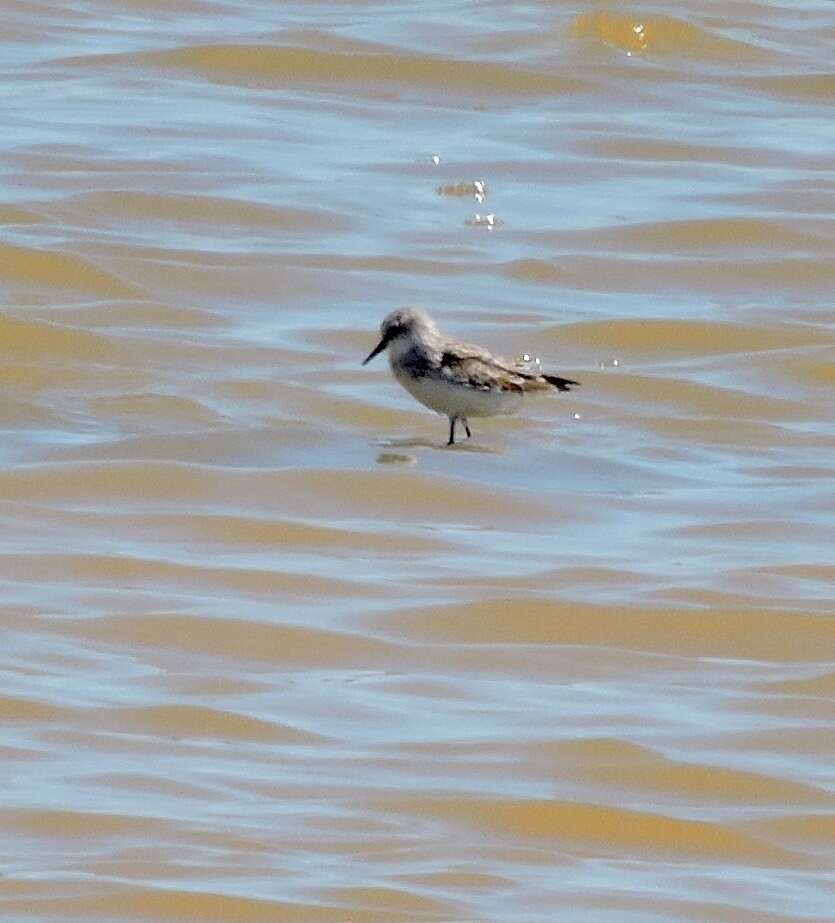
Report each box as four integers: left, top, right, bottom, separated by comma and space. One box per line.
392, 366, 521, 418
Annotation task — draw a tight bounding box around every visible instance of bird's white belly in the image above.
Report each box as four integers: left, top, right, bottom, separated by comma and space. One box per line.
394, 370, 520, 418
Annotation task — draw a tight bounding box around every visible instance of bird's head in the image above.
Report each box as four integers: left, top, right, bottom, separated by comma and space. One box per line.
362, 308, 434, 364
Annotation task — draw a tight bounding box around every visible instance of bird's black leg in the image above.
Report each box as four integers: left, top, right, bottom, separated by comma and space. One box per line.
447, 417, 456, 446
462, 418, 472, 439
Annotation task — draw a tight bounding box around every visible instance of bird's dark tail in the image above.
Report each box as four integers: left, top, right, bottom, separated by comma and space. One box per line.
543, 375, 580, 392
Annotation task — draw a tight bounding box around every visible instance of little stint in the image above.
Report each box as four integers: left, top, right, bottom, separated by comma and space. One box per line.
363, 308, 579, 445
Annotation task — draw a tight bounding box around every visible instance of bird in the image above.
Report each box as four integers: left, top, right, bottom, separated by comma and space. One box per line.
362, 308, 579, 445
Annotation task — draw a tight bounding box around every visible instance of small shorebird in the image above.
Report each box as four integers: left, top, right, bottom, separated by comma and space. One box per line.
363, 308, 579, 445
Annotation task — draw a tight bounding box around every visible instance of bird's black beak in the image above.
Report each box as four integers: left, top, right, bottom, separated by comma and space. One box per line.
362, 331, 391, 365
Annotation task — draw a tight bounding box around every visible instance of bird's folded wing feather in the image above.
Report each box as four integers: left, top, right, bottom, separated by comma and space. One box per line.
440, 347, 526, 391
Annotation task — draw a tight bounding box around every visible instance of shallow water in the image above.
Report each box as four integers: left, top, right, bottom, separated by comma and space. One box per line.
1, 2, 833, 921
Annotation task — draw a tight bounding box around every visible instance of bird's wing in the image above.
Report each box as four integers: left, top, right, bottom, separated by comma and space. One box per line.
440, 346, 526, 392
441, 344, 579, 393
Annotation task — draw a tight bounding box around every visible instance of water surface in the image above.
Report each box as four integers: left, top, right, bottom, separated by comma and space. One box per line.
1, 2, 833, 921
